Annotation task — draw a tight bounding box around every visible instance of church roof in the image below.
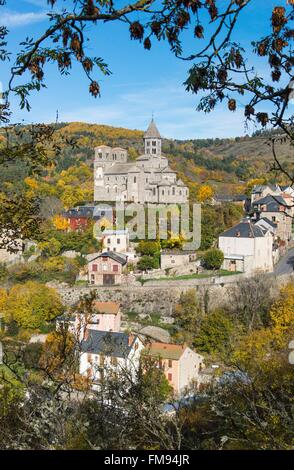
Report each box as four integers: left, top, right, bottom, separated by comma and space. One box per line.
104, 163, 137, 175
161, 167, 175, 173
136, 155, 150, 161
144, 119, 161, 139
158, 180, 172, 186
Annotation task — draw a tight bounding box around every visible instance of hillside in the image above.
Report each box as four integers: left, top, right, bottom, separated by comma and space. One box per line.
0, 122, 292, 202
51, 122, 292, 195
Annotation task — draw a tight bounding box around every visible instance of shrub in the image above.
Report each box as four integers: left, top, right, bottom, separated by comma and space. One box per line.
137, 255, 160, 271
202, 248, 224, 270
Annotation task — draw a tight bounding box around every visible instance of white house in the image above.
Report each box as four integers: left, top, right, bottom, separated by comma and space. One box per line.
99, 229, 129, 253
80, 330, 144, 385
218, 218, 274, 274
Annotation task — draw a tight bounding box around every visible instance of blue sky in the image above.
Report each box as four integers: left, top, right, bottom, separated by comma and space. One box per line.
0, 0, 285, 139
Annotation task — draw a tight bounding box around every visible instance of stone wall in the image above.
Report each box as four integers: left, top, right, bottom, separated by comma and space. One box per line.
49, 273, 294, 316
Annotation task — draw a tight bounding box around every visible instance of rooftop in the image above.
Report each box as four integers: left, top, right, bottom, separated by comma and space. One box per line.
143, 118, 161, 139
146, 342, 186, 360
93, 301, 121, 315
81, 330, 134, 357
219, 219, 266, 238
89, 251, 128, 265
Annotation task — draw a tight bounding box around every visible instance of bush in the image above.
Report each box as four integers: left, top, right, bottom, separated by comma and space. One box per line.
202, 248, 224, 270
194, 310, 234, 354
137, 255, 160, 271
23, 343, 43, 369
135, 241, 161, 257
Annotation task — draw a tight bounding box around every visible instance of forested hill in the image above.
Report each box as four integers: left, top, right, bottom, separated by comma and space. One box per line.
0, 122, 291, 202
51, 122, 291, 193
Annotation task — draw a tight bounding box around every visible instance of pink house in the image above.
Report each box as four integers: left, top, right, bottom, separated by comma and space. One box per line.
89, 301, 122, 332
145, 342, 205, 395
63, 301, 122, 341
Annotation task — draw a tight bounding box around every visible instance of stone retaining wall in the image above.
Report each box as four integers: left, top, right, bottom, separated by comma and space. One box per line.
48, 273, 294, 316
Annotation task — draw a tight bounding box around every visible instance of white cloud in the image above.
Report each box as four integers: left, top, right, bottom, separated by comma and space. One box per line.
2, 10, 47, 27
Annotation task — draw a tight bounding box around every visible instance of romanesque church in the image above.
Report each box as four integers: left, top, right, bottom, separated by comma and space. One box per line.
94, 119, 189, 204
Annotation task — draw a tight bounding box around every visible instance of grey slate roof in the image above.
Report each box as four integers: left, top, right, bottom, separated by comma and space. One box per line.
64, 205, 94, 218
253, 194, 286, 206
219, 219, 266, 238
81, 330, 133, 357
253, 194, 287, 213
89, 251, 127, 265
257, 217, 277, 229
252, 184, 279, 193
144, 119, 161, 139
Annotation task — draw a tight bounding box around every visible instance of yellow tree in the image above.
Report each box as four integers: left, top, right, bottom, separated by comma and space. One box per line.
270, 283, 294, 345
52, 215, 70, 231
3, 281, 64, 329
197, 184, 214, 203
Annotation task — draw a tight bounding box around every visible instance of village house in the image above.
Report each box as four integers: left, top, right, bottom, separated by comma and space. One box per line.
64, 204, 114, 232
64, 205, 95, 231
58, 301, 122, 341
252, 194, 292, 242
87, 251, 127, 286
218, 218, 274, 274
80, 330, 144, 384
98, 229, 130, 253
145, 342, 205, 395
160, 250, 197, 270
251, 184, 281, 204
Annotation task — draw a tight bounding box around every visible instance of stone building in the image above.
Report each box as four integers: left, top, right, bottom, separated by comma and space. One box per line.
94, 119, 189, 204
87, 251, 127, 286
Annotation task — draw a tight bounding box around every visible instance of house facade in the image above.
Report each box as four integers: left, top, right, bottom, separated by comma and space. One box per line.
145, 342, 205, 395
160, 250, 197, 269
80, 330, 144, 384
94, 119, 189, 204
99, 229, 129, 253
251, 184, 281, 204
218, 219, 274, 274
62, 301, 122, 341
87, 251, 127, 286
64, 205, 94, 231
252, 195, 292, 242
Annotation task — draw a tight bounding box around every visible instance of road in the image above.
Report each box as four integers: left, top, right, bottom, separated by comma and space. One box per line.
274, 247, 294, 275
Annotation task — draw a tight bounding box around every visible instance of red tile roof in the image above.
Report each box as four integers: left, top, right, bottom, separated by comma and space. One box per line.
92, 301, 121, 315
146, 342, 186, 360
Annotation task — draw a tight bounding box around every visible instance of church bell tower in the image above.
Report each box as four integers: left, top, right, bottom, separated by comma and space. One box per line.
144, 118, 162, 156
